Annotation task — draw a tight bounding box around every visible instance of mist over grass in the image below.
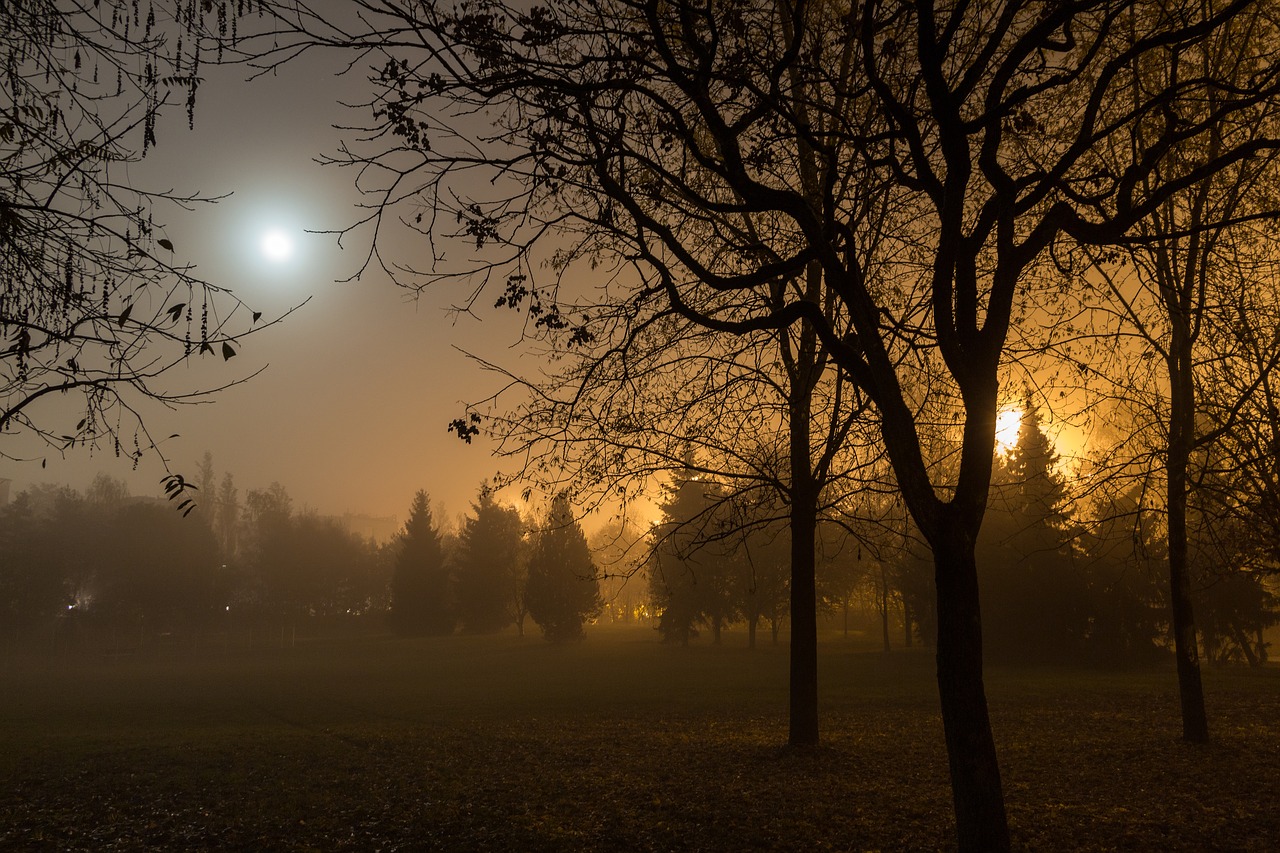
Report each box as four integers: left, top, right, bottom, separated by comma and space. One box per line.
2, 628, 1278, 850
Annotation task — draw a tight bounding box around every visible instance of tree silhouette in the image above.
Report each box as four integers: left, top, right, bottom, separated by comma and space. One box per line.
453, 487, 524, 634
980, 400, 1088, 662
525, 494, 601, 642
391, 491, 452, 635
648, 458, 740, 646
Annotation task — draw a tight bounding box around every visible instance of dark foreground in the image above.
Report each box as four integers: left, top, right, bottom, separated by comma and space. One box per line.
1, 628, 1277, 851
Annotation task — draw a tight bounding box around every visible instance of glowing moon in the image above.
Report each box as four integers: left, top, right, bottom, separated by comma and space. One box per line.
995, 408, 1021, 453
260, 229, 294, 262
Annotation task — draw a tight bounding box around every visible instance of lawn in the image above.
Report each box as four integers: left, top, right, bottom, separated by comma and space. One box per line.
1, 627, 1277, 851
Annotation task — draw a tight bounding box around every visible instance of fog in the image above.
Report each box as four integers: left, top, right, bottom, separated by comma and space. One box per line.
8, 1, 1280, 849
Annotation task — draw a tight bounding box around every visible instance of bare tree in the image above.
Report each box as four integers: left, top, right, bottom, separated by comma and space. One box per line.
1080, 1, 1280, 740
247, 2, 1280, 848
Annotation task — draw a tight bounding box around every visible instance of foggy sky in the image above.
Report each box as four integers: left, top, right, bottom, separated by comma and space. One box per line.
1, 40, 524, 526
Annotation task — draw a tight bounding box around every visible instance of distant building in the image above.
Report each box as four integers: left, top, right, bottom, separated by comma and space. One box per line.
337, 512, 399, 545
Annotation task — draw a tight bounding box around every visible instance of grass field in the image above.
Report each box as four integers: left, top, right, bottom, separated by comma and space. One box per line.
2, 626, 1278, 851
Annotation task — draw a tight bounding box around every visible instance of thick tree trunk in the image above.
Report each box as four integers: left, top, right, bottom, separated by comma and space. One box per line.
933, 519, 1010, 853
788, 474, 819, 747
786, 345, 820, 747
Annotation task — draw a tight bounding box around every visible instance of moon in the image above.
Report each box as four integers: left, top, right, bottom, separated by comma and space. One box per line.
260, 228, 294, 262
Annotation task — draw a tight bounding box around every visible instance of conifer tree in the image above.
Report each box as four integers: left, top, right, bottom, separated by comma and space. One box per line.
391, 490, 451, 635
980, 400, 1088, 662
649, 457, 739, 645
526, 495, 601, 642
453, 487, 524, 634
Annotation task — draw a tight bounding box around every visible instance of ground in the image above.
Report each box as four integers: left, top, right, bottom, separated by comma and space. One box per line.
1, 626, 1277, 851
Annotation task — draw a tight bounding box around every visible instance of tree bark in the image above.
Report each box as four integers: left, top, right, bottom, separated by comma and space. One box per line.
933, 518, 1010, 853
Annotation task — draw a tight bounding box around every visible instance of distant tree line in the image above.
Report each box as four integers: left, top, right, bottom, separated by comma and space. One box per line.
0, 460, 605, 647
0, 465, 391, 646
391, 488, 601, 642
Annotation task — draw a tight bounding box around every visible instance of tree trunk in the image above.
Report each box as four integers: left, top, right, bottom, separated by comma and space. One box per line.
748, 612, 758, 650
788, 472, 819, 747
933, 519, 1010, 853
903, 598, 914, 648
879, 568, 891, 653
1167, 316, 1211, 743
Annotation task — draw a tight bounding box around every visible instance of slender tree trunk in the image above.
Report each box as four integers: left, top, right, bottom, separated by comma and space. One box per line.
903, 598, 914, 648
1167, 313, 1210, 743
879, 568, 891, 653
748, 612, 757, 650
933, 516, 1010, 853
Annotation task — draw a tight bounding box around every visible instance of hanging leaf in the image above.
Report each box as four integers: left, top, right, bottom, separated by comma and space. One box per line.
118, 304, 133, 326
166, 303, 186, 322
157, 238, 174, 251
199, 341, 214, 355
252, 311, 262, 323
221, 341, 236, 360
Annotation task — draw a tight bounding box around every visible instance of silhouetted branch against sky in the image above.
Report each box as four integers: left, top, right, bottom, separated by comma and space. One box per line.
1, 1, 289, 482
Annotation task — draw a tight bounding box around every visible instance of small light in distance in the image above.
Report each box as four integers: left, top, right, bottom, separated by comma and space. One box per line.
260, 228, 294, 262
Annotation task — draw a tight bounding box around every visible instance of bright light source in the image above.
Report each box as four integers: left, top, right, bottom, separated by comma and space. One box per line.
260, 229, 294, 262
995, 408, 1021, 453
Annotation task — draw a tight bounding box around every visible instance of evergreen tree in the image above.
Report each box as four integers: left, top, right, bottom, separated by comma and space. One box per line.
649, 459, 739, 645
1077, 486, 1167, 666
453, 487, 524, 634
526, 495, 602, 642
391, 491, 451, 635
215, 473, 240, 559
979, 400, 1089, 662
